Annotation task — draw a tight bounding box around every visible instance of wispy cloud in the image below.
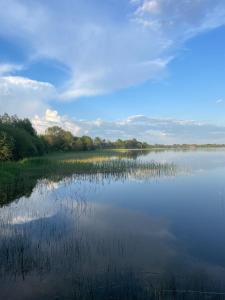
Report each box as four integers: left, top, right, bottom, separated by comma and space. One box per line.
0, 63, 23, 75
216, 98, 224, 104
133, 0, 225, 39
0, 0, 225, 100
33, 110, 225, 144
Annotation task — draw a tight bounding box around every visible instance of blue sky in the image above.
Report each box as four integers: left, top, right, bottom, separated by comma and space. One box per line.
0, 0, 225, 143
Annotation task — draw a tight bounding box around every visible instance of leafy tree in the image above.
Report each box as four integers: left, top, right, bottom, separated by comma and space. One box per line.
44, 126, 77, 151
0, 114, 153, 160
0, 131, 14, 160
94, 137, 103, 149
62, 131, 74, 150
0, 114, 45, 160
0, 114, 36, 136
45, 126, 64, 136
80, 136, 94, 150
72, 137, 83, 151
16, 118, 36, 136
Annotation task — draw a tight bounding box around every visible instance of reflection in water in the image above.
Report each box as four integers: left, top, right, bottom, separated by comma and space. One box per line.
1, 151, 225, 299
0, 157, 177, 206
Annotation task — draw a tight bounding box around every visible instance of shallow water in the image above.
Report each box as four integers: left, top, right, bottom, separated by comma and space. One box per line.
1, 150, 225, 299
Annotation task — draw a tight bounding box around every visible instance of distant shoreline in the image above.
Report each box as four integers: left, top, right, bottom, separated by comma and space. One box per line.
108, 145, 225, 150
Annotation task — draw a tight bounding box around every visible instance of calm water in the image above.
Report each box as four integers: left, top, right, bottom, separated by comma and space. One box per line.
1, 150, 225, 299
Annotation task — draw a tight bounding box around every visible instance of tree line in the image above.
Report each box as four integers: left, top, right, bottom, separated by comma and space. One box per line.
0, 114, 150, 161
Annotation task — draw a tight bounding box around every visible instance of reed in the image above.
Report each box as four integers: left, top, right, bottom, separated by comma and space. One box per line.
0, 151, 176, 205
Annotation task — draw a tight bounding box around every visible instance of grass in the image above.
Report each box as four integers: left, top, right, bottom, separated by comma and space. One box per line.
0, 150, 176, 205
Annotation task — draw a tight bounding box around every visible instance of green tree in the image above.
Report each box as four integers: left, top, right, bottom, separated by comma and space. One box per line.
81, 136, 94, 150
94, 137, 103, 149
0, 131, 14, 160
44, 126, 78, 151
73, 137, 84, 151
0, 114, 46, 160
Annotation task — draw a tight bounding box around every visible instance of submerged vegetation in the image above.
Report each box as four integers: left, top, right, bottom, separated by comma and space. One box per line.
0, 150, 176, 206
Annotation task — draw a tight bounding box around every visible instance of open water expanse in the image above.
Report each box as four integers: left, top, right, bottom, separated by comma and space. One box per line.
1, 150, 225, 299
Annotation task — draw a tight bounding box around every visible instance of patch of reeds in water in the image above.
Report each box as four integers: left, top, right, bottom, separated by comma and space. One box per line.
0, 156, 176, 205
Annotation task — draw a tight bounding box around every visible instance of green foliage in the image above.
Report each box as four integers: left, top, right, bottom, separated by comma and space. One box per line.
0, 113, 153, 162
42, 127, 150, 153
81, 136, 94, 150
0, 113, 36, 136
94, 137, 103, 149
43, 126, 76, 151
0, 131, 14, 160
0, 114, 45, 161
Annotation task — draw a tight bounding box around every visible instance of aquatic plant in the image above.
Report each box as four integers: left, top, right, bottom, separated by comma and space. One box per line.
0, 151, 176, 205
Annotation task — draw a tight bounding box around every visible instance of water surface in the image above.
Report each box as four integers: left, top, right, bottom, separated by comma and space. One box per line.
1, 150, 225, 299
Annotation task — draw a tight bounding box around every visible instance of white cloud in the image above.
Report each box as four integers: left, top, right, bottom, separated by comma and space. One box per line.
0, 76, 56, 117
32, 109, 81, 135
0, 63, 23, 75
137, 0, 161, 14
0, 0, 225, 99
134, 0, 225, 40
33, 110, 225, 144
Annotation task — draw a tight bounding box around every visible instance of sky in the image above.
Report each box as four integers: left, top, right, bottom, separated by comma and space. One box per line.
0, 0, 225, 144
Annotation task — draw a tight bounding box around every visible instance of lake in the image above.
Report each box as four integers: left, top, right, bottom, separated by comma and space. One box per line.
1, 149, 225, 299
